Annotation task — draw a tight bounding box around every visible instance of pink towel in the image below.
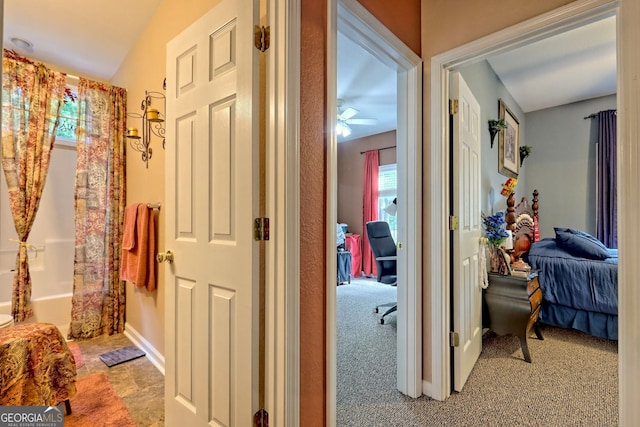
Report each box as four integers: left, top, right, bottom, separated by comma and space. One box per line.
120, 203, 156, 291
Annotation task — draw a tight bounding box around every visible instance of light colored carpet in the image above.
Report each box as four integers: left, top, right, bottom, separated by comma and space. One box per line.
337, 278, 618, 426
65, 372, 136, 427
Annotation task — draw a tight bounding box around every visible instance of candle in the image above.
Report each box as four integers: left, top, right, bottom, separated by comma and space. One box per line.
147, 108, 160, 121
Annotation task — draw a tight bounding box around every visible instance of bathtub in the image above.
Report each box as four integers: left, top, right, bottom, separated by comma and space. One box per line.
0, 293, 72, 337
0, 239, 74, 338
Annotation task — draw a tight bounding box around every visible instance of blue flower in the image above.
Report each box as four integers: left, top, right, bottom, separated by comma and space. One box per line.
482, 211, 508, 248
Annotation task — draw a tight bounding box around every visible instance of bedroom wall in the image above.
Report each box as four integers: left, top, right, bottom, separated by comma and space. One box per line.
337, 131, 397, 237
459, 60, 527, 216
522, 94, 617, 238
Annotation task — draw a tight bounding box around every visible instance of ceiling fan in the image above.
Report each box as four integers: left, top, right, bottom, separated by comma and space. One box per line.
336, 98, 378, 137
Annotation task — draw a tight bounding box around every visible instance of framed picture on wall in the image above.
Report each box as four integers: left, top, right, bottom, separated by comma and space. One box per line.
498, 99, 519, 178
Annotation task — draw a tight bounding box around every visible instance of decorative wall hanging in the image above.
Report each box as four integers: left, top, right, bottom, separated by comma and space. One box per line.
498, 99, 520, 178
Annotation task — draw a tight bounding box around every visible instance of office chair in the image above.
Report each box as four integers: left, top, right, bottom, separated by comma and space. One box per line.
366, 220, 398, 324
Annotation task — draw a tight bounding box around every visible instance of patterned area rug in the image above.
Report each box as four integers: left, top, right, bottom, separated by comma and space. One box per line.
65, 372, 135, 426
67, 342, 85, 368
99, 345, 146, 367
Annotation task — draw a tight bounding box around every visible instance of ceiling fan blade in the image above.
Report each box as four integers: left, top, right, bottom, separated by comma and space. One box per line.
346, 118, 378, 126
339, 107, 359, 120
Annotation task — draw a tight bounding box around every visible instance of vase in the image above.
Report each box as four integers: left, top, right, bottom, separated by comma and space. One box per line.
488, 248, 501, 273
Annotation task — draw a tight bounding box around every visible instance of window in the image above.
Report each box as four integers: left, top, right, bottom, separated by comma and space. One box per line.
378, 163, 397, 241
55, 87, 78, 144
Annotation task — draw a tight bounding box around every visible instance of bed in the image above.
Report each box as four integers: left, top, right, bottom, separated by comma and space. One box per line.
506, 191, 618, 340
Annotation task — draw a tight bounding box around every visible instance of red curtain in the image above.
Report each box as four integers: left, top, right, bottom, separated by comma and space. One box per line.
362, 150, 379, 277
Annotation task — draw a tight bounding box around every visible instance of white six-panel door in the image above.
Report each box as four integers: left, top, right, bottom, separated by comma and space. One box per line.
164, 0, 260, 425
451, 72, 482, 391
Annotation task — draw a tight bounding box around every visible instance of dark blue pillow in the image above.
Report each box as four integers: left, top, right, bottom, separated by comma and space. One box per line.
554, 227, 610, 260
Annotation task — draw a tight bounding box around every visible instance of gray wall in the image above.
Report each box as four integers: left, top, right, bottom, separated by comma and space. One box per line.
459, 60, 526, 216
459, 60, 616, 239
522, 94, 616, 238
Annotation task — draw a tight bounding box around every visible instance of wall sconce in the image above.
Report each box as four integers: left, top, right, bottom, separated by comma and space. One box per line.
127, 79, 166, 168
488, 119, 507, 148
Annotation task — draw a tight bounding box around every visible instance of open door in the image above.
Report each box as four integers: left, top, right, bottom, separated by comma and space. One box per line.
164, 0, 261, 425
451, 71, 483, 391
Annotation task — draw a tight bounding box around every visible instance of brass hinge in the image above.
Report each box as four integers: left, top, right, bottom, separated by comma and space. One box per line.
450, 331, 460, 347
254, 25, 270, 52
449, 99, 459, 115
254, 408, 269, 427
449, 215, 459, 231
254, 217, 270, 241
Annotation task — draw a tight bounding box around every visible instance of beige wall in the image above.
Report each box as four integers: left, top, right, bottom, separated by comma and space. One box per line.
337, 131, 397, 237
110, 0, 221, 359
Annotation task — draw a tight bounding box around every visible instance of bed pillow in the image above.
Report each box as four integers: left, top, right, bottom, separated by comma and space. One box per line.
554, 227, 610, 260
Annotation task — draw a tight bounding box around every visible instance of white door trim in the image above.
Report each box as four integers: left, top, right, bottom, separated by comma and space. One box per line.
428, 0, 618, 401
326, 0, 423, 422
266, 0, 301, 426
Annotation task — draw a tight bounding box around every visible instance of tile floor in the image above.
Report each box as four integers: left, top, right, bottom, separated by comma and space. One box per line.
72, 333, 164, 426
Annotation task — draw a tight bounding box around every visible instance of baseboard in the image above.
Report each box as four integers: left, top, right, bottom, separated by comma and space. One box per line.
422, 379, 432, 397
124, 323, 165, 375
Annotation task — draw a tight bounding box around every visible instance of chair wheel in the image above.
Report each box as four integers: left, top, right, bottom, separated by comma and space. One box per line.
374, 307, 379, 313
380, 318, 385, 325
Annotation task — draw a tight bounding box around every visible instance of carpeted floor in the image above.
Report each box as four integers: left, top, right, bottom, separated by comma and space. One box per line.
337, 278, 618, 426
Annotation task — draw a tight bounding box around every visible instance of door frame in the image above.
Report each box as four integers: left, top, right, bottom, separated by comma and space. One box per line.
428, 0, 619, 401
265, 0, 301, 425
326, 0, 423, 419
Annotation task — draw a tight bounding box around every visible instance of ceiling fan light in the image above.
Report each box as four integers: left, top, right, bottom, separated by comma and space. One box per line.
336, 121, 351, 137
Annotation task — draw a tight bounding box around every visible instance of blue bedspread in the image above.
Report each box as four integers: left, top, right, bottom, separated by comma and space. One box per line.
526, 238, 618, 340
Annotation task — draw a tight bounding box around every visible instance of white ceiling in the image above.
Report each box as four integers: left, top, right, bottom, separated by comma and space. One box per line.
487, 15, 617, 113
3, 3, 617, 139
3, 0, 162, 81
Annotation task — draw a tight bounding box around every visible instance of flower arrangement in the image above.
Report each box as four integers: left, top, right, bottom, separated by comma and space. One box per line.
482, 211, 509, 249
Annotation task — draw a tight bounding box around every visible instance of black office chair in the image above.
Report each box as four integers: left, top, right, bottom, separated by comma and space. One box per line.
366, 221, 398, 324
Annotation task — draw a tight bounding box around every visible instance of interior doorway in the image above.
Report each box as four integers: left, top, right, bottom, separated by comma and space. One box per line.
429, 0, 619, 401
327, 0, 423, 419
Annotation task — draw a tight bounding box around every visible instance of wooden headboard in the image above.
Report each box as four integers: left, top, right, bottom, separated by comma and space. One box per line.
506, 189, 539, 232
506, 189, 539, 261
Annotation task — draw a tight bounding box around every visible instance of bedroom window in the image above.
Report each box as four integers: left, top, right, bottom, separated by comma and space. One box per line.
378, 163, 397, 241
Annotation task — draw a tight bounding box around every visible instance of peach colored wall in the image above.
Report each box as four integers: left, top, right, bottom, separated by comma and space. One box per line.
357, 0, 421, 55
300, 0, 329, 423
110, 0, 221, 359
337, 131, 397, 237
420, 0, 578, 385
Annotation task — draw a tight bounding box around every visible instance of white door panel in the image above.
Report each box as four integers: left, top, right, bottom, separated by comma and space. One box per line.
452, 72, 482, 392
165, 0, 260, 425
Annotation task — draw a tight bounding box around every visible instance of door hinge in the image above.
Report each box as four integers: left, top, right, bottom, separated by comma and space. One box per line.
254, 408, 268, 427
254, 25, 270, 52
450, 331, 460, 347
254, 217, 270, 241
449, 215, 459, 231
449, 99, 459, 115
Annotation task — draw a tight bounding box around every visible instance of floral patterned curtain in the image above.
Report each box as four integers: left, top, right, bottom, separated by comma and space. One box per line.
68, 78, 127, 339
1, 50, 67, 321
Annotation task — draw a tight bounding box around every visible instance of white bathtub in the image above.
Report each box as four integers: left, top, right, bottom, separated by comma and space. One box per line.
0, 239, 74, 337
0, 293, 72, 337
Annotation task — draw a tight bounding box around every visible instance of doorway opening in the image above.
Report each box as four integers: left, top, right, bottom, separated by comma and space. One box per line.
430, 0, 619, 401
327, 0, 423, 421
